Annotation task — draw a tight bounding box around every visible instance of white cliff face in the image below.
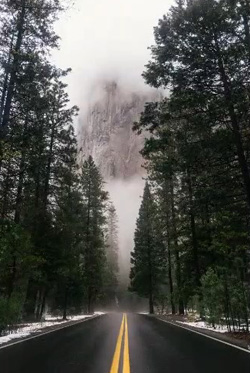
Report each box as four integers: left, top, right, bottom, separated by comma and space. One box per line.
77, 81, 159, 280
78, 81, 158, 180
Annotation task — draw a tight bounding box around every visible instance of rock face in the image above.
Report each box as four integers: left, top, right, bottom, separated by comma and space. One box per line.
78, 81, 157, 180
78, 81, 159, 281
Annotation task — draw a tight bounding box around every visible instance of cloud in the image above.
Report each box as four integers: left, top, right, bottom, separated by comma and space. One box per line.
53, 0, 173, 105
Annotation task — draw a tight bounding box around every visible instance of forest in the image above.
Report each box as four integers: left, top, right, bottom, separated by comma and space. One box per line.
1, 0, 250, 337
130, 0, 250, 332
0, 0, 119, 333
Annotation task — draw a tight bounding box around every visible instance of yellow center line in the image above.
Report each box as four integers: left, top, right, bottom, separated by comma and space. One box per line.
109, 313, 131, 373
110, 314, 125, 373
123, 314, 130, 373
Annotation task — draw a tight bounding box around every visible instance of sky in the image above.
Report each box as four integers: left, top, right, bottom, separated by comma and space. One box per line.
53, 0, 174, 278
53, 0, 174, 106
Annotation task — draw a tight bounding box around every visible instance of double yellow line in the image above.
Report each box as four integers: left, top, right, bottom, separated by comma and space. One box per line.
110, 313, 130, 373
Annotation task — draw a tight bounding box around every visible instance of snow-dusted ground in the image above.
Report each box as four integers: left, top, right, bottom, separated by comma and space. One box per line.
176, 320, 228, 333
0, 312, 104, 346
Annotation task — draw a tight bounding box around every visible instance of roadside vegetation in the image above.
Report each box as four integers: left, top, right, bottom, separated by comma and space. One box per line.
0, 1, 119, 334
130, 0, 250, 334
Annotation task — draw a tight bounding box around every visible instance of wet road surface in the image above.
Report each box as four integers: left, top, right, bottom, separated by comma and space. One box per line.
0, 313, 250, 372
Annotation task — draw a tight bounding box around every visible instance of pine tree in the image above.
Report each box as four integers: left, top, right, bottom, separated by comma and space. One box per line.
21, 68, 78, 320
131, 0, 250, 325
104, 202, 119, 307
52, 126, 84, 320
143, 0, 250, 212
0, 1, 105, 327
130, 182, 166, 314
80, 156, 108, 313
0, 0, 63, 140
134, 92, 249, 320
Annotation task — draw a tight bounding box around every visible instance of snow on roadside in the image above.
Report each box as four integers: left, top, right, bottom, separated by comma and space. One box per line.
0, 313, 104, 346
44, 312, 105, 322
176, 320, 228, 333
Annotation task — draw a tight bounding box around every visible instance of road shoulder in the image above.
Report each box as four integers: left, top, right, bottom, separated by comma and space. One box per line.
150, 315, 250, 352
0, 314, 103, 350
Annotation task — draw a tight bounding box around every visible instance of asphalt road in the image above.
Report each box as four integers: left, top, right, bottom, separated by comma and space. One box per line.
0, 313, 250, 373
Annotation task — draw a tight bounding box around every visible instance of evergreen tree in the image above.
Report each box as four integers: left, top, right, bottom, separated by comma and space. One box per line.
21, 68, 78, 320
130, 182, 166, 314
0, 1, 82, 323
0, 0, 63, 140
80, 156, 108, 313
0, 0, 115, 328
104, 202, 119, 307
144, 0, 250, 212
132, 0, 250, 325
51, 125, 84, 320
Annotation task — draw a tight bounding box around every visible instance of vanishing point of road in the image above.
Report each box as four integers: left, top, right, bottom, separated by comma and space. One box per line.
0, 313, 250, 372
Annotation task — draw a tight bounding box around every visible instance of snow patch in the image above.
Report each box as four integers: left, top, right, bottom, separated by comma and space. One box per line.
176, 320, 228, 333
0, 313, 103, 346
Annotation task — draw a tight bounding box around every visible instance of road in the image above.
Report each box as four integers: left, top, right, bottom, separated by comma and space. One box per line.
0, 313, 250, 372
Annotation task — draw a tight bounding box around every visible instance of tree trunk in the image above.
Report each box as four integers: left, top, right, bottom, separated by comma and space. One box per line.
243, 13, 250, 53
35, 288, 47, 321
163, 180, 176, 314
1, 158, 12, 219
23, 281, 37, 320
0, 0, 26, 140
240, 1, 250, 56
149, 292, 154, 314
7, 256, 16, 299
87, 288, 93, 314
63, 288, 68, 320
0, 33, 14, 124
166, 209, 175, 314
148, 260, 154, 315
14, 118, 28, 223
170, 176, 184, 315
35, 289, 43, 320
167, 245, 175, 314
86, 181, 92, 314
43, 121, 55, 207
0, 34, 15, 172
39, 290, 47, 321
186, 168, 200, 287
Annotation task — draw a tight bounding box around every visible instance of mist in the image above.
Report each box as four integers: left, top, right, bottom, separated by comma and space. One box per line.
53, 0, 173, 104
52, 0, 174, 280
107, 176, 145, 281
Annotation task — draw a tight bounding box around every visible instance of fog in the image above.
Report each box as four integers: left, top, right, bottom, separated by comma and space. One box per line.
53, 0, 173, 105
107, 176, 146, 281
53, 0, 173, 279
